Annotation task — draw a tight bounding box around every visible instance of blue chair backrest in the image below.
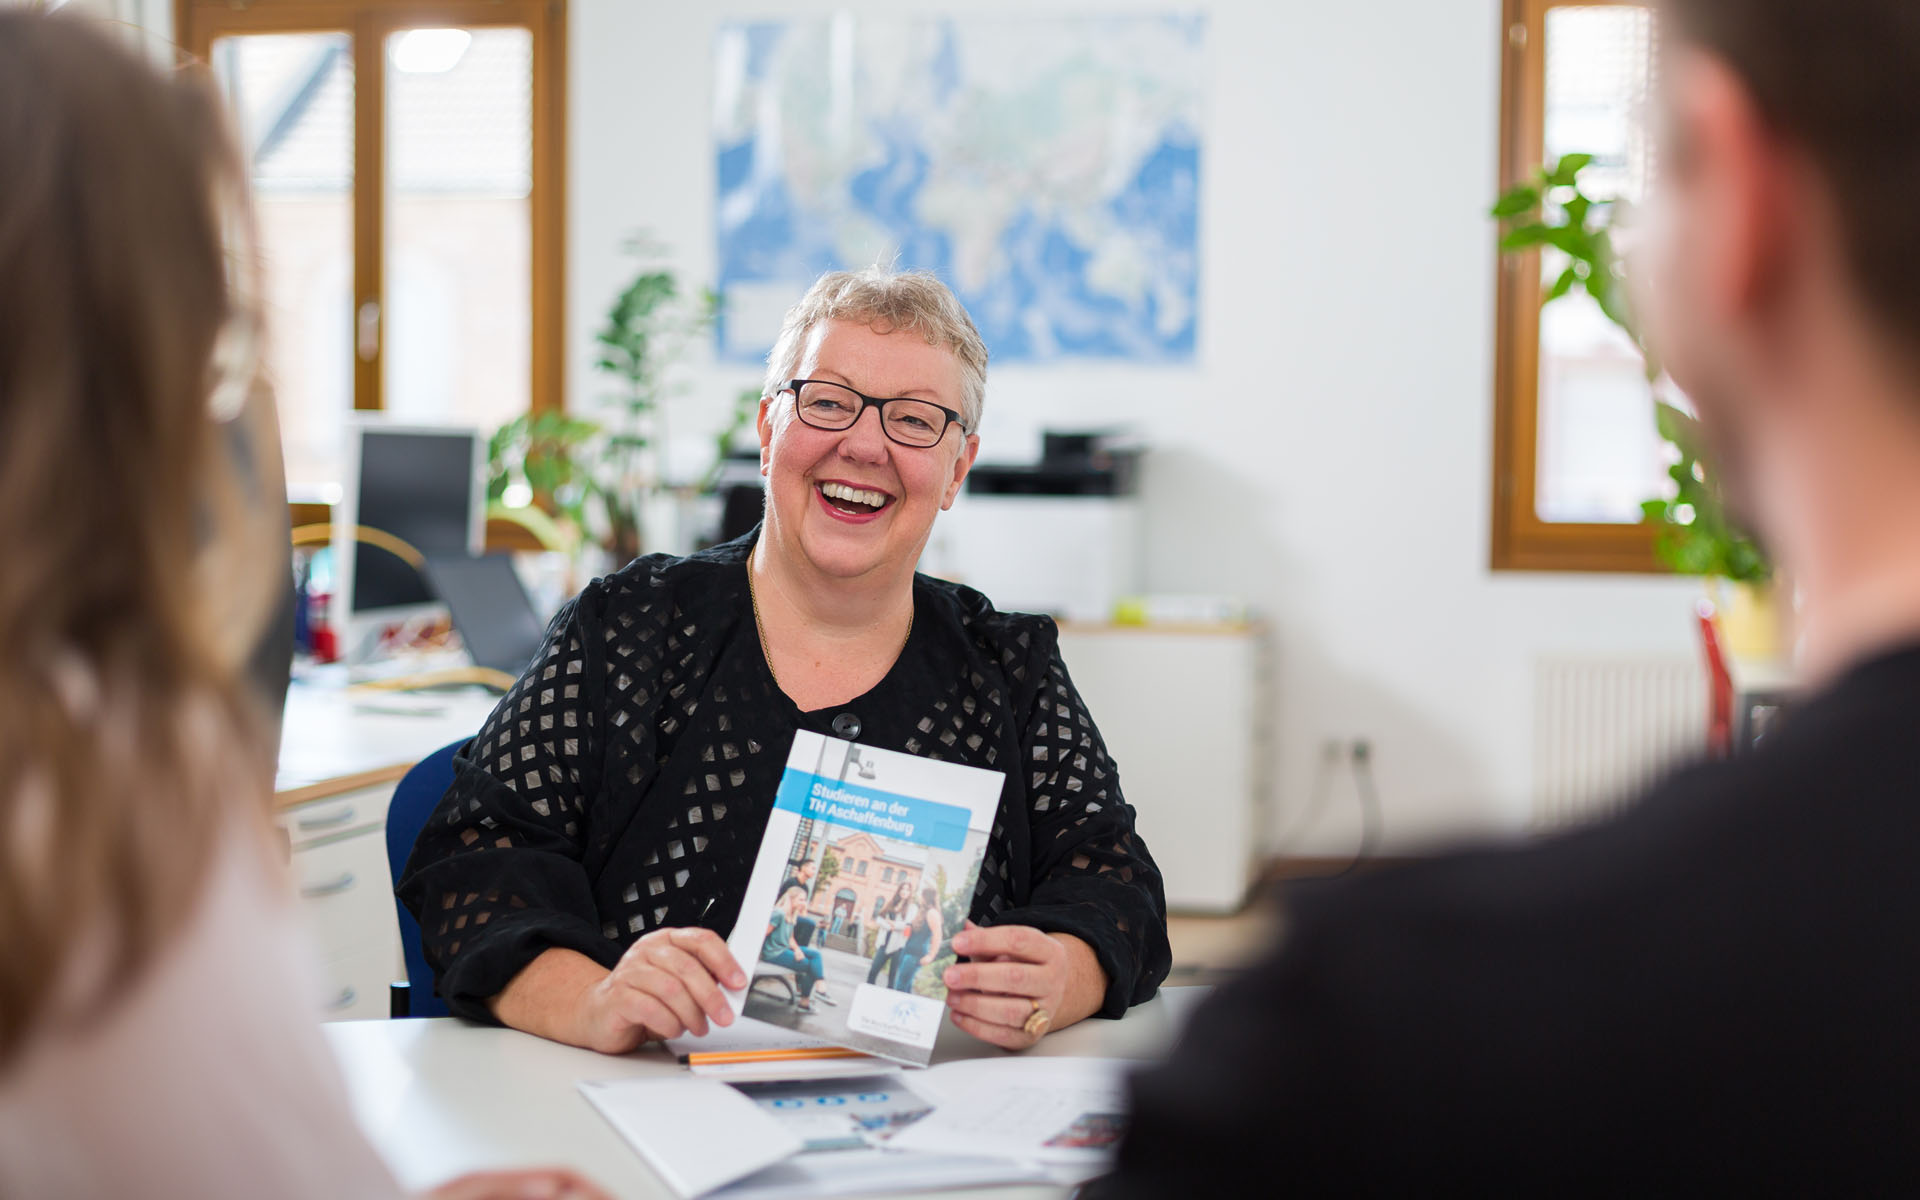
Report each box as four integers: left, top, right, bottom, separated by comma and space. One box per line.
386, 738, 468, 1018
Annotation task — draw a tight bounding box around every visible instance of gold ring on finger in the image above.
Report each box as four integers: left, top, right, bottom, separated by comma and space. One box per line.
1022, 998, 1051, 1037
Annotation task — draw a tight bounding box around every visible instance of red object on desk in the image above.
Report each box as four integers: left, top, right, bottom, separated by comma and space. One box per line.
1696, 602, 1733, 759
309, 589, 339, 663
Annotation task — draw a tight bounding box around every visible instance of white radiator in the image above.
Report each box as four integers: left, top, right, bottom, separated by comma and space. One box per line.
1532, 656, 1707, 829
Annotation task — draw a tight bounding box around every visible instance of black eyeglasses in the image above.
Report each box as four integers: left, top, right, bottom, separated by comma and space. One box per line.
782, 379, 967, 449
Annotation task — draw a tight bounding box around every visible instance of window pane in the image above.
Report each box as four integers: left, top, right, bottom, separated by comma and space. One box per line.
213, 33, 354, 497
1534, 6, 1671, 524
384, 27, 533, 435
1543, 6, 1656, 204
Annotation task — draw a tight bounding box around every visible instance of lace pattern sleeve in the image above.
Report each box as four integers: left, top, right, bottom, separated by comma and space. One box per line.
396, 589, 613, 1021
991, 637, 1171, 1017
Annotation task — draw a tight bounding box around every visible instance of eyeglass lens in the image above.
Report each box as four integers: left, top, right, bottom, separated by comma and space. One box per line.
793, 381, 950, 448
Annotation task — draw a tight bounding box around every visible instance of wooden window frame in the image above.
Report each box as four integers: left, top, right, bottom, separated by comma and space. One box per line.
1490, 0, 1658, 572
176, 0, 566, 419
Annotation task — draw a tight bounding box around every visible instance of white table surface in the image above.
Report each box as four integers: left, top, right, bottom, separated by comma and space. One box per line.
276, 681, 502, 795
325, 987, 1209, 1199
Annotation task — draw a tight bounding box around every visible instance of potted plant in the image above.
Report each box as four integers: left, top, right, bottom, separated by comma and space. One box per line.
590, 236, 718, 562
1492, 154, 1780, 656
487, 236, 758, 568
486, 409, 599, 553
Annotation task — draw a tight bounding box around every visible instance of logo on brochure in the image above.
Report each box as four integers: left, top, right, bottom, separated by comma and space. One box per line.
847, 982, 944, 1047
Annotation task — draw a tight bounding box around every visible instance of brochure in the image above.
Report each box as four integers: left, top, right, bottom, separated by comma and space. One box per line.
718, 730, 1005, 1067
579, 1067, 1069, 1199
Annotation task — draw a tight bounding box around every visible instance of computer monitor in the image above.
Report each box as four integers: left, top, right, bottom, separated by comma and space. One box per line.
333, 420, 485, 661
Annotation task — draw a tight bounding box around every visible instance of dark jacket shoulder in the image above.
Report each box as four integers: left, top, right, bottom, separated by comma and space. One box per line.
581, 536, 753, 621
1115, 645, 1920, 1195
914, 572, 1060, 685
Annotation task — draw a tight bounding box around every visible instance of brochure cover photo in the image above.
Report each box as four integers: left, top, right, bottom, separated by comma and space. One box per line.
724, 730, 1004, 1066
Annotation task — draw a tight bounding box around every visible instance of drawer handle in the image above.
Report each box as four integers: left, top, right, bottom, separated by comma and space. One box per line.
326, 986, 357, 1012
296, 806, 357, 832
300, 871, 356, 899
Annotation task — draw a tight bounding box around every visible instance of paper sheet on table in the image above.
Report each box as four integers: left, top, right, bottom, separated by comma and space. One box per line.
708, 1072, 1048, 1199
582, 1070, 1049, 1199
888, 1057, 1136, 1166
578, 1077, 802, 1197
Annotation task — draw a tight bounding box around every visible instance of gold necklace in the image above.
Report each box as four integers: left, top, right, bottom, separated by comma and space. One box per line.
747, 543, 913, 692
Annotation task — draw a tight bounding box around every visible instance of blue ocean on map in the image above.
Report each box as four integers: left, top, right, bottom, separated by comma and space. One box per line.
713, 16, 1205, 364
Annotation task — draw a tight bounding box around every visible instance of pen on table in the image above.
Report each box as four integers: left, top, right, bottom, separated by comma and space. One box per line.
675, 1046, 867, 1066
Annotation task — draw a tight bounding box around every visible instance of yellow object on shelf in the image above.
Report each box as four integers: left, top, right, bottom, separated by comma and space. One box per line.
1715, 579, 1784, 661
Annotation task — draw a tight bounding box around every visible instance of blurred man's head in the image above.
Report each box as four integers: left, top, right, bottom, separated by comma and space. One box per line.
1637, 1, 1920, 542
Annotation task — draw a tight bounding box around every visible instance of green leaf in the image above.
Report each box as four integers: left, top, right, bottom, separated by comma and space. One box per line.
1543, 226, 1592, 260
1544, 265, 1580, 303
1670, 534, 1717, 575
1490, 185, 1540, 219
1588, 273, 1634, 332
1547, 152, 1593, 185
1499, 225, 1553, 252
1653, 401, 1696, 446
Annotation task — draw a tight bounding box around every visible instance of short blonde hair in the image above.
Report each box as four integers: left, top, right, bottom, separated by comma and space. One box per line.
763, 268, 989, 432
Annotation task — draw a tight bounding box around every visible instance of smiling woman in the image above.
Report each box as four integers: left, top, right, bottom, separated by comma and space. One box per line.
399, 268, 1172, 1055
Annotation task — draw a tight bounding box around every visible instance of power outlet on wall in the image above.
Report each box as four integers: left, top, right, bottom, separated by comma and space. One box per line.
1288, 737, 1384, 863
1322, 737, 1374, 764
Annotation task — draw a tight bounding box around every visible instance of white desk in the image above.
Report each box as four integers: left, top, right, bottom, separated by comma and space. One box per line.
276, 681, 503, 803
325, 987, 1209, 1198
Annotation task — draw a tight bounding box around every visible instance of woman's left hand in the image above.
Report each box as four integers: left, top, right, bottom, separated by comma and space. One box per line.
942, 922, 1106, 1050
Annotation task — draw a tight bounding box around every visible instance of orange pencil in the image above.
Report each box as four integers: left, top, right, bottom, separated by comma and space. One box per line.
677, 1046, 871, 1066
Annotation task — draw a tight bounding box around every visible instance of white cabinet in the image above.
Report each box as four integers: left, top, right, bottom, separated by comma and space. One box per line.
273, 684, 502, 1021
1056, 624, 1269, 913
277, 781, 403, 1022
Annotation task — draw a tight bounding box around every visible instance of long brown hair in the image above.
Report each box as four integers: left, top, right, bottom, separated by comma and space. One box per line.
881, 880, 912, 919
0, 12, 285, 1061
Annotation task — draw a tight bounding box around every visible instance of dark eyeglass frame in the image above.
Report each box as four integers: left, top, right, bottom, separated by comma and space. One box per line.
782, 378, 969, 448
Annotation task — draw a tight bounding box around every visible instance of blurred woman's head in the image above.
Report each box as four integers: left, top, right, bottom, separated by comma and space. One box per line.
0, 11, 284, 1060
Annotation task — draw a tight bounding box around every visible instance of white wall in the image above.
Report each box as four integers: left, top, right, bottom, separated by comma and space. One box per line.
569, 0, 1701, 857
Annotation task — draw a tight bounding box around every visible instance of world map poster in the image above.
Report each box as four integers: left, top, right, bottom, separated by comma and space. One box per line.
713, 15, 1205, 364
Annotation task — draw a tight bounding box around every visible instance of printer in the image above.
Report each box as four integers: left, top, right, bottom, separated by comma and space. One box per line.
925, 432, 1142, 623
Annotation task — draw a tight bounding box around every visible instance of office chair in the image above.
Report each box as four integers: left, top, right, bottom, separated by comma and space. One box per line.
385, 738, 468, 1018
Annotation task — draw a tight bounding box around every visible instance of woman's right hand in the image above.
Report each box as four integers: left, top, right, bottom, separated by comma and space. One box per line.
574, 927, 746, 1053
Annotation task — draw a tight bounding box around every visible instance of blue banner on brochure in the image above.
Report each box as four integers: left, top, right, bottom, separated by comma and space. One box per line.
772, 769, 975, 851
